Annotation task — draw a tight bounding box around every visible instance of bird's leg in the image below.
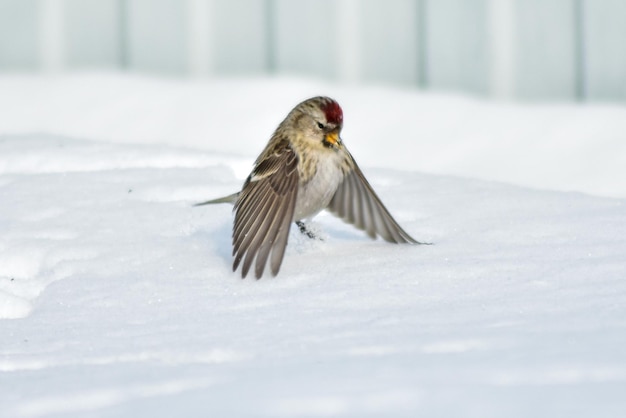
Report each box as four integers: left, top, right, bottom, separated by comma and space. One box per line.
295, 221, 321, 240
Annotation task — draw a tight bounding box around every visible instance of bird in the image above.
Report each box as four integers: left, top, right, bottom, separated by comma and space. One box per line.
196, 96, 428, 279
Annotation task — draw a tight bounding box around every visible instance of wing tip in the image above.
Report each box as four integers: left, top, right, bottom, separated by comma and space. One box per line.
396, 233, 432, 245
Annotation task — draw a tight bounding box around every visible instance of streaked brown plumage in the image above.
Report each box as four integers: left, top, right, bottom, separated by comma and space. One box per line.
196, 96, 428, 278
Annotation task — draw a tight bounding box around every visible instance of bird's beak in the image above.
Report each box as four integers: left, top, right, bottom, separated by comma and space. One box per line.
325, 131, 342, 147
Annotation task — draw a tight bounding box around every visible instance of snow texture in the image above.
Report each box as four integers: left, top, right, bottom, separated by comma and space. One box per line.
0, 74, 625, 417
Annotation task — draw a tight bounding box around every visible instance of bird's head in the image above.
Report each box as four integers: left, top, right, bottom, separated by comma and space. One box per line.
286, 96, 344, 150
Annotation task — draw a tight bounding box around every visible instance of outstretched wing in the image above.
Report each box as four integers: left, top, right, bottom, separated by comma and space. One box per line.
328, 155, 423, 244
232, 140, 299, 278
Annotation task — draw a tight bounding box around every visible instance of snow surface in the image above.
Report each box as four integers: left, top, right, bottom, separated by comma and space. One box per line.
1, 74, 625, 417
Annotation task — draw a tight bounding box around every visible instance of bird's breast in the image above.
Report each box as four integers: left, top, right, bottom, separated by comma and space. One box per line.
293, 152, 345, 221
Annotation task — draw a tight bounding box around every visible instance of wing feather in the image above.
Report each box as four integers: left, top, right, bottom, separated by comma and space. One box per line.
346, 172, 357, 224
232, 141, 299, 278
255, 191, 290, 278
353, 170, 379, 239
241, 194, 278, 278
269, 189, 296, 276
328, 154, 423, 244
232, 182, 274, 257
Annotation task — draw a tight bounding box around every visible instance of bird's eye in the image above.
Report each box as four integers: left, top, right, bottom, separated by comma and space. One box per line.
317, 122, 325, 130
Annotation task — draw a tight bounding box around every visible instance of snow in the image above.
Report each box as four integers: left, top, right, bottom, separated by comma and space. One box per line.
1, 74, 625, 417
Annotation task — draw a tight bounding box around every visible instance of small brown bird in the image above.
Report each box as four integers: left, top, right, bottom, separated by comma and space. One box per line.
197, 96, 428, 278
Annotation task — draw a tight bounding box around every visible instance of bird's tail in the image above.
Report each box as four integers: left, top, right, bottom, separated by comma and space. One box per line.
193, 192, 240, 206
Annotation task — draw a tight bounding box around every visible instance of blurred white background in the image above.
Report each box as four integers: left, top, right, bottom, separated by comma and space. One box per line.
1, 0, 625, 101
